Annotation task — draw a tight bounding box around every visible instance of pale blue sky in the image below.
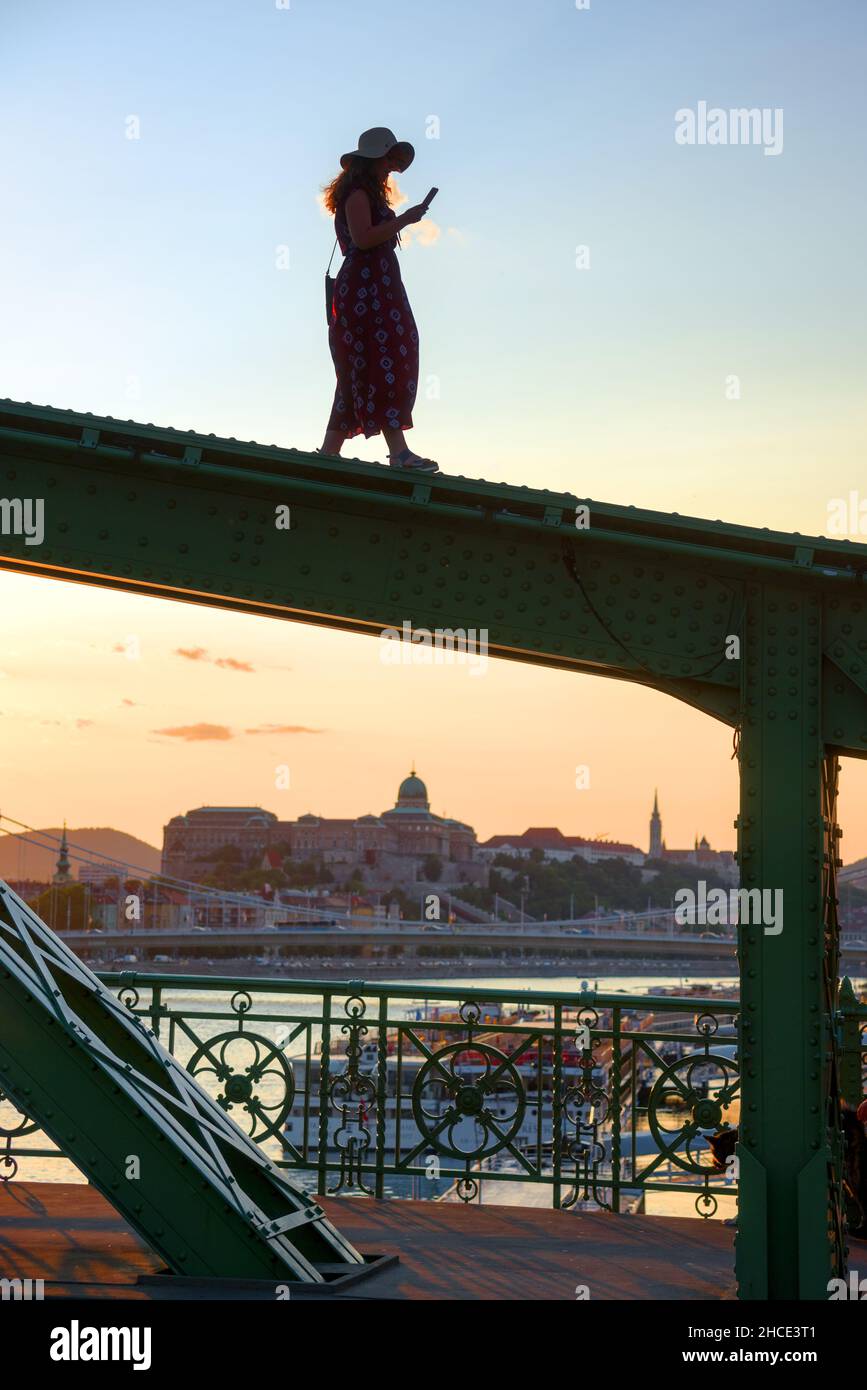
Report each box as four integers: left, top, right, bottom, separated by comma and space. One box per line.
3, 0, 866, 524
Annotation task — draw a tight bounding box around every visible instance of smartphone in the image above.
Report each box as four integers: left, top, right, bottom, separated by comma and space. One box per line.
422, 187, 439, 209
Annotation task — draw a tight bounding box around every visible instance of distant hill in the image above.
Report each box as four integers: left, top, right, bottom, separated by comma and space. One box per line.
0, 827, 161, 883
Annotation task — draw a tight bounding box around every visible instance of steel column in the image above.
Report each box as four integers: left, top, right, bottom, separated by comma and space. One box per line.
735, 583, 843, 1299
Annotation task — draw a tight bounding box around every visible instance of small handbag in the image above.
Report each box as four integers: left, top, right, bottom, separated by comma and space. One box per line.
324, 237, 338, 326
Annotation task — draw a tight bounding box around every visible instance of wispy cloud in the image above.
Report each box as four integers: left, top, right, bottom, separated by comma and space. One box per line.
153, 723, 234, 742
175, 647, 255, 673
390, 176, 442, 247
402, 219, 441, 247
215, 657, 254, 672
152, 721, 321, 742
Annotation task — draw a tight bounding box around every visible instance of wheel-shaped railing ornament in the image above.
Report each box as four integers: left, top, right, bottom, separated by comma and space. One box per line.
186, 1030, 295, 1143
646, 1051, 739, 1176
411, 1040, 525, 1159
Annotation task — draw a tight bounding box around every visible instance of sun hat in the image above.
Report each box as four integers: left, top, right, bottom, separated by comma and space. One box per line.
340, 127, 415, 172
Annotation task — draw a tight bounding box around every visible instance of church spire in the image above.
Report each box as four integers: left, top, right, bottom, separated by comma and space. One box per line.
649, 790, 662, 858
53, 822, 73, 885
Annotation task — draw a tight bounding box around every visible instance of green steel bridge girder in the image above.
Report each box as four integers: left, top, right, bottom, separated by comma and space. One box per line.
735, 586, 843, 1300
0, 882, 365, 1282
2, 398, 867, 750
2, 397, 867, 1300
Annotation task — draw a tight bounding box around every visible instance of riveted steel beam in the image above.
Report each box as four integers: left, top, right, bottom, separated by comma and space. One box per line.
735, 585, 843, 1299
3, 399, 867, 748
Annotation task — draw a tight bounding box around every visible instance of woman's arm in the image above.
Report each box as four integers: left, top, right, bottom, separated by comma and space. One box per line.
345, 188, 428, 250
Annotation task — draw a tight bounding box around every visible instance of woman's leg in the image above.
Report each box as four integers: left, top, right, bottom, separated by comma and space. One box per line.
318, 428, 345, 455
383, 426, 408, 456
383, 426, 436, 469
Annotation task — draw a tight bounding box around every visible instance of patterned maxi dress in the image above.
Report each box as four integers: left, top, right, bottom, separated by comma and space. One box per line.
326, 191, 419, 440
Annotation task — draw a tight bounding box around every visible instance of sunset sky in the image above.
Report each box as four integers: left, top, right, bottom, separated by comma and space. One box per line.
2, 0, 867, 859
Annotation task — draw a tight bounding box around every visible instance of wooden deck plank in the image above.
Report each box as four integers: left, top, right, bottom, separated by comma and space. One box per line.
0, 1182, 735, 1300
320, 1195, 736, 1300
0, 1181, 161, 1294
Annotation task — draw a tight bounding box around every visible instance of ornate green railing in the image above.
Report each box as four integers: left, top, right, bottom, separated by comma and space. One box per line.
1, 972, 863, 1217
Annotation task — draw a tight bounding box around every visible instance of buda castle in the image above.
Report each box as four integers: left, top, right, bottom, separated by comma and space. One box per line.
160, 776, 735, 889
161, 770, 483, 887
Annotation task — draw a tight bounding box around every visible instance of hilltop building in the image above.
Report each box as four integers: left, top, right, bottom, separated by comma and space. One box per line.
477, 791, 736, 881
161, 772, 485, 888
160, 782, 736, 889
646, 792, 737, 882
477, 828, 644, 866
161, 807, 278, 879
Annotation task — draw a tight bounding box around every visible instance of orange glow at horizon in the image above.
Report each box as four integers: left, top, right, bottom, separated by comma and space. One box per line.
2, 568, 867, 866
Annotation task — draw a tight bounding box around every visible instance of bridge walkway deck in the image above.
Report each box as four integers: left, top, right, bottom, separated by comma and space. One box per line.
1, 1180, 742, 1300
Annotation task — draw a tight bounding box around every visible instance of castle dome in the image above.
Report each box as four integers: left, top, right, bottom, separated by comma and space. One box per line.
395, 769, 429, 810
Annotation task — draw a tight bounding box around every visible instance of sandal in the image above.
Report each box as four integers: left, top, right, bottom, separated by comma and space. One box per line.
387, 447, 439, 473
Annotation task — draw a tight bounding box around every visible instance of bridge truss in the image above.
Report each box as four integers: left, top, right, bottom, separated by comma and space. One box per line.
2, 396, 867, 1297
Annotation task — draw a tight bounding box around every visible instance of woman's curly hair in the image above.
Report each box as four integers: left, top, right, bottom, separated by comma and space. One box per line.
323, 155, 393, 215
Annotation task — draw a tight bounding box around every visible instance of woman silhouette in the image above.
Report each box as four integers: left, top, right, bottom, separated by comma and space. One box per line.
319, 127, 437, 472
